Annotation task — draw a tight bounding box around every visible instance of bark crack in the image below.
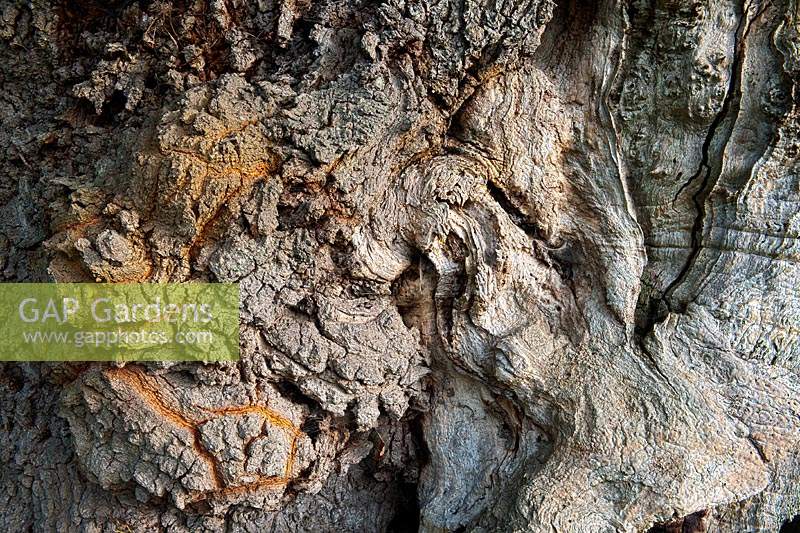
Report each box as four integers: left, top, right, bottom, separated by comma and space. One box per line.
658, 3, 757, 318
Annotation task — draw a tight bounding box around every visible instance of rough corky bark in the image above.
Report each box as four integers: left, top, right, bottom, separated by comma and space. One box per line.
1, 0, 800, 531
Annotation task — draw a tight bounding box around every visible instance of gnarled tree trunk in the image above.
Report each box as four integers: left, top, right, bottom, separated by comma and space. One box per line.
1, 0, 799, 531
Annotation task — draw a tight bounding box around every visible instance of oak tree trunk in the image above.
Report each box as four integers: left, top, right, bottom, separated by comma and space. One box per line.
1, 0, 799, 531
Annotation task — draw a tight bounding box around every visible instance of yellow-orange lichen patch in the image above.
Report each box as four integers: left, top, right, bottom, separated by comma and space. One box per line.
51, 214, 105, 238
105, 366, 224, 489
206, 403, 303, 481
106, 367, 195, 430
185, 156, 279, 262
284, 433, 300, 478
102, 365, 305, 498
216, 475, 290, 499
154, 120, 280, 265
205, 405, 300, 435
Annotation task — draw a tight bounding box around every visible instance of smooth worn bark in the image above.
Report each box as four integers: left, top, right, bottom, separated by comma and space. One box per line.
1, 0, 799, 531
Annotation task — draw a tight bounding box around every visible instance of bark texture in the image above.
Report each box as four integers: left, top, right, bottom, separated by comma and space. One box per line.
1, 0, 800, 531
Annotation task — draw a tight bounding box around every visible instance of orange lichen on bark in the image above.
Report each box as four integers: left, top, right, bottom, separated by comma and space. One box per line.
205, 403, 304, 487
284, 433, 300, 478
52, 214, 105, 237
205, 404, 300, 435
207, 119, 259, 144
216, 474, 290, 499
155, 120, 280, 264
159, 119, 260, 158
105, 366, 225, 489
106, 367, 194, 429
103, 366, 304, 498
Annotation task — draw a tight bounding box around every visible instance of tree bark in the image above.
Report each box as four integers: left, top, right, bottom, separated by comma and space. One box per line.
1, 0, 799, 531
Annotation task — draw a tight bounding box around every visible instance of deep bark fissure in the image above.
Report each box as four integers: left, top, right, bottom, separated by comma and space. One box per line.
654, 2, 753, 323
